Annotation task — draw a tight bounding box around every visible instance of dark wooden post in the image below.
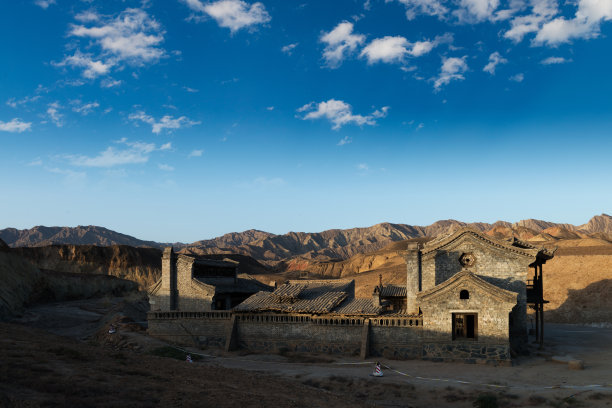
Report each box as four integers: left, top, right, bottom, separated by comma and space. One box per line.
539, 264, 544, 347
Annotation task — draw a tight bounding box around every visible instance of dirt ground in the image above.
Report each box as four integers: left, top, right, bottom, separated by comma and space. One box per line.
2, 297, 612, 407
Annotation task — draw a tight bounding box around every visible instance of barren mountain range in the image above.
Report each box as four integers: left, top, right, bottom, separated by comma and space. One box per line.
1, 214, 612, 324
2, 214, 611, 265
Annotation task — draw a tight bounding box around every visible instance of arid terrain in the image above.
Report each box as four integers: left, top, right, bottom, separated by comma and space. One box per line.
1, 215, 612, 406
2, 296, 612, 408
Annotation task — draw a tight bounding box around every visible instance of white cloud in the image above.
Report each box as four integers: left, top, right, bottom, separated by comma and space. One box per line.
532, 0, 612, 46
56, 8, 165, 79
360, 33, 452, 64
337, 136, 352, 146
281, 43, 298, 54
34, 0, 56, 9
393, 0, 449, 20
160, 142, 173, 150
541, 56, 571, 64
47, 102, 63, 127
361, 36, 410, 64
433, 56, 468, 90
74, 10, 99, 23
6, 95, 41, 108
483, 51, 508, 74
357, 163, 369, 171
320, 22, 365, 68
266, 106, 274, 111
66, 139, 167, 167
183, 86, 199, 93
72, 101, 100, 115
128, 110, 201, 134
158, 164, 175, 171
188, 149, 203, 157
298, 99, 389, 130
509, 72, 524, 81
502, 0, 611, 46
70, 8, 165, 63
0, 118, 32, 133
454, 0, 500, 22
101, 78, 122, 88
53, 50, 114, 79
183, 0, 271, 33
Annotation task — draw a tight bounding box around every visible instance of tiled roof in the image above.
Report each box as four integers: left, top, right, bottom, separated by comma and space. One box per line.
233, 291, 347, 313
233, 279, 355, 314
332, 298, 382, 316
379, 285, 407, 298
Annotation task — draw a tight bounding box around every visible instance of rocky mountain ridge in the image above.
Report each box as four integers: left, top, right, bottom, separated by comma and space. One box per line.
2, 214, 611, 265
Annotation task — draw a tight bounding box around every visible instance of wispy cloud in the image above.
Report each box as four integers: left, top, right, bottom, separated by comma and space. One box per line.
281, 43, 299, 55
320, 22, 365, 68
252, 176, 286, 187
188, 149, 203, 157
433, 56, 468, 90
65, 138, 170, 167
53, 50, 114, 79
483, 51, 508, 74
183, 86, 199, 93
298, 99, 389, 130
0, 118, 32, 133
71, 100, 100, 115
128, 111, 201, 134
182, 0, 271, 33
47, 102, 64, 127
337, 136, 352, 146
34, 0, 56, 9
158, 163, 174, 171
541, 56, 572, 64
509, 72, 524, 82
392, 0, 449, 21
101, 78, 122, 88
6, 95, 41, 108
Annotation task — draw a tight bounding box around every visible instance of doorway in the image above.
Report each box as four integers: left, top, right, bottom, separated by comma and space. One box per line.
452, 313, 477, 340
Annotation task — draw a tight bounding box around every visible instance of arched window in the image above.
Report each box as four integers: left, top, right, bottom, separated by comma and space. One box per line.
460, 290, 470, 300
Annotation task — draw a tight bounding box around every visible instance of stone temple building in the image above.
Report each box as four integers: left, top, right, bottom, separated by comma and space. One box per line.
147, 228, 554, 364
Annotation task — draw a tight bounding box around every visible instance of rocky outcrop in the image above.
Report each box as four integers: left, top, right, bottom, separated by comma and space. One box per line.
0, 249, 138, 320
12, 245, 163, 288
578, 214, 612, 234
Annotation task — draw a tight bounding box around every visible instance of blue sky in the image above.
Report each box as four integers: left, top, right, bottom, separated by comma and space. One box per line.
1, 0, 611, 243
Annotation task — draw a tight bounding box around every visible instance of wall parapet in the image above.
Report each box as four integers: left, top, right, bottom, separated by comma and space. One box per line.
148, 311, 231, 320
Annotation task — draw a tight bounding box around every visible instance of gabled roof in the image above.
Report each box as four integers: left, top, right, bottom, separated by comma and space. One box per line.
417, 269, 517, 304
421, 227, 552, 260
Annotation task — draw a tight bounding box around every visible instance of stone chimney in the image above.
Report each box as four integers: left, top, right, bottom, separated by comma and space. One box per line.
161, 247, 178, 310
403, 242, 421, 315
372, 276, 382, 308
